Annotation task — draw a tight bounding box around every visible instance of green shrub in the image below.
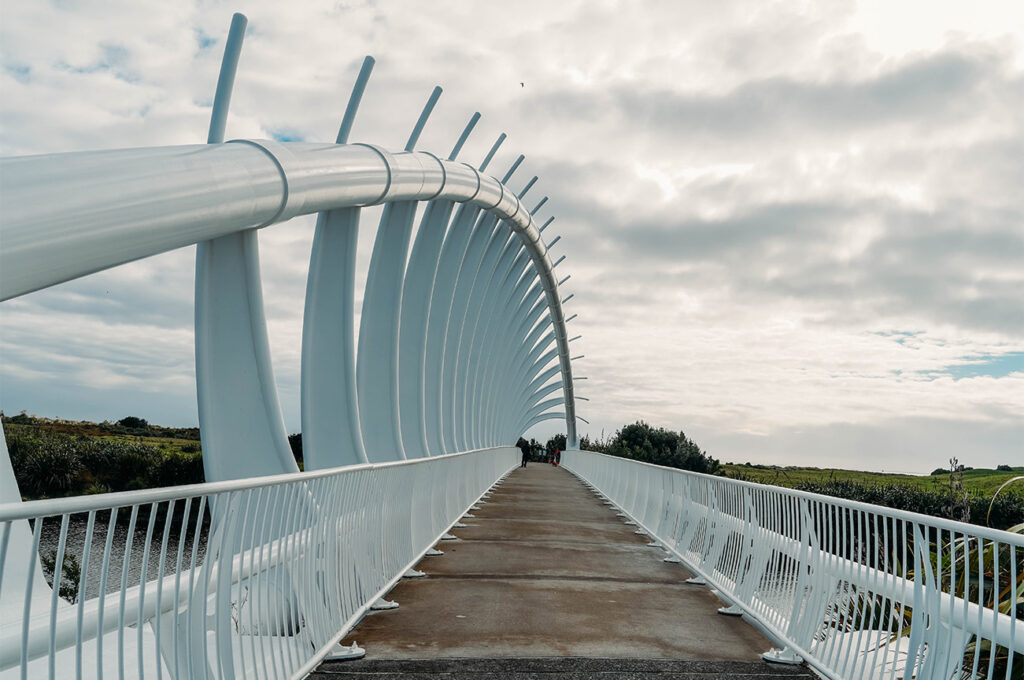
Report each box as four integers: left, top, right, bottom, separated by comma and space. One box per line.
601, 421, 720, 475
795, 479, 1024, 531
17, 441, 82, 497
116, 416, 148, 429
40, 550, 80, 603
150, 451, 204, 487
4, 427, 204, 498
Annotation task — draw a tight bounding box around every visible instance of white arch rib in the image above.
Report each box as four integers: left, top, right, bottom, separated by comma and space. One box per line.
0, 139, 579, 448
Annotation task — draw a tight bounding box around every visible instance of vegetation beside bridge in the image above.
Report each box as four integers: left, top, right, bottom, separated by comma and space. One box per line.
5, 412, 1021, 530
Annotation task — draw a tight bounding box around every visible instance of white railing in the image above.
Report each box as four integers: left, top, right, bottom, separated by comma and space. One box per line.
0, 446, 517, 679
562, 450, 1022, 680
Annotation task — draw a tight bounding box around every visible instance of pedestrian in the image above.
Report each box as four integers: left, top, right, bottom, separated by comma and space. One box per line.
521, 446, 529, 468
554, 449, 560, 467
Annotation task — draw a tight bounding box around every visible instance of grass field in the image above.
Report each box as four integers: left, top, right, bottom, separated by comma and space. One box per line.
4, 424, 203, 455
721, 463, 1024, 496
3, 415, 202, 451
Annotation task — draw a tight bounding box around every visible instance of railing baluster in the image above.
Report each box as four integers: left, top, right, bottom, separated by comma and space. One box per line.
562, 450, 1024, 680
48, 514, 69, 679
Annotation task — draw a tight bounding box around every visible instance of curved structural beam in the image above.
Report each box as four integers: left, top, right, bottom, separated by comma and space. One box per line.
0, 141, 579, 447
302, 56, 376, 470
194, 13, 298, 482
398, 113, 481, 459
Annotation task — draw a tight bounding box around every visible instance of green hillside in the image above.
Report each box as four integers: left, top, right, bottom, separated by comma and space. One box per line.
721, 463, 1024, 497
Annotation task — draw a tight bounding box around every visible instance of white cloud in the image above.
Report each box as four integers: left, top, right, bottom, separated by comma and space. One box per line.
1, 0, 1022, 472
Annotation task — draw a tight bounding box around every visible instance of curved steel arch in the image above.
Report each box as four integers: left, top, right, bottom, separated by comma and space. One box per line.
0, 15, 586, 677
0, 139, 579, 437
0, 10, 581, 484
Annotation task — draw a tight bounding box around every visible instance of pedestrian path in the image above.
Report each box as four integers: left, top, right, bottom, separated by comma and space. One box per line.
312, 463, 815, 678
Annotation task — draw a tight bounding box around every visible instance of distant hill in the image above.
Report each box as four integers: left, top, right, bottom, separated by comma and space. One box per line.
2, 411, 199, 441
721, 462, 1024, 496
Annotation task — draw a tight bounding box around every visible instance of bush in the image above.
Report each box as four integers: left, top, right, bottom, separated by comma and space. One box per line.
598, 421, 720, 475
4, 428, 204, 498
19, 445, 82, 496
40, 550, 80, 603
794, 479, 1024, 531
150, 451, 204, 487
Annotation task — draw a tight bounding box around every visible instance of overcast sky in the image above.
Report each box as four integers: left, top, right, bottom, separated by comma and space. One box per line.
1, 0, 1022, 473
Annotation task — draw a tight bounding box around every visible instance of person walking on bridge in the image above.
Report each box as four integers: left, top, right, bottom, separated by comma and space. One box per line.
521, 446, 529, 468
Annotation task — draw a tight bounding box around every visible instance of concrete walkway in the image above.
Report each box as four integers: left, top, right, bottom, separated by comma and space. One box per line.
313, 464, 814, 678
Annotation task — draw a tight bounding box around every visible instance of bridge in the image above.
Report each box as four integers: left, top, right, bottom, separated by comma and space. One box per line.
0, 14, 1020, 680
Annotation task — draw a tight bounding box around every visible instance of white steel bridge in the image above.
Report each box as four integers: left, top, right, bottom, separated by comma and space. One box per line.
0, 14, 1020, 680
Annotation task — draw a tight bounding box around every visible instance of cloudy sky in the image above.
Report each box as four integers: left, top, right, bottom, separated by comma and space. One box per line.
1, 0, 1022, 473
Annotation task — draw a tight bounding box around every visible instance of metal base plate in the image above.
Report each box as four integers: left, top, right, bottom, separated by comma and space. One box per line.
761, 647, 803, 665
403, 568, 426, 578
425, 548, 444, 556
717, 604, 743, 616
440, 533, 458, 540
371, 598, 399, 610
325, 641, 365, 661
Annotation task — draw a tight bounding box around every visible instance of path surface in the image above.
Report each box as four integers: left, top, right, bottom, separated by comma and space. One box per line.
312, 464, 815, 678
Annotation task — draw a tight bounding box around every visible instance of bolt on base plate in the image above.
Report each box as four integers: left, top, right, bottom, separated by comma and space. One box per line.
325, 641, 365, 661
370, 598, 399, 610
761, 647, 803, 665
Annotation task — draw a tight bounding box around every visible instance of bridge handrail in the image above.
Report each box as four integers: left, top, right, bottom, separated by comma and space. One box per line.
0, 446, 519, 678
0, 446, 502, 522
563, 449, 1023, 680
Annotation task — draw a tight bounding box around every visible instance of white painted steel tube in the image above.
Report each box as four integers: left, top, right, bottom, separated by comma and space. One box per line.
0, 141, 577, 445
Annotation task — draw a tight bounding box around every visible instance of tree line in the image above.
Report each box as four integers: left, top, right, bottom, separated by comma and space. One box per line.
518, 420, 721, 475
